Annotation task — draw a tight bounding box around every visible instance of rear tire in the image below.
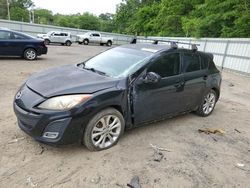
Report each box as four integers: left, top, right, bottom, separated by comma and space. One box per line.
78, 42, 83, 45
196, 89, 217, 117
106, 41, 112, 47
65, 40, 72, 46
83, 108, 125, 151
23, 48, 37, 61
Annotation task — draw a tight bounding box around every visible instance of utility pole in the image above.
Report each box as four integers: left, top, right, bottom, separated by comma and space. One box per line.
6, 0, 10, 20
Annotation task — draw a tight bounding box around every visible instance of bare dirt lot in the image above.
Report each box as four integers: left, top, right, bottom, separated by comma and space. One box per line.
0, 44, 250, 188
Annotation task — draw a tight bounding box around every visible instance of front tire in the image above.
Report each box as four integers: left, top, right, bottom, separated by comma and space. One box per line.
196, 90, 217, 117
23, 48, 37, 61
83, 108, 125, 151
83, 39, 89, 45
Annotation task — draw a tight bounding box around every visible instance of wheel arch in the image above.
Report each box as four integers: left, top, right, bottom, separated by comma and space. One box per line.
23, 46, 37, 54
211, 87, 220, 101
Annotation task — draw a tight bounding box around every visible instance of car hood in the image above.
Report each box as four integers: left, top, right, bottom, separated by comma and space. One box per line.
26, 65, 119, 98
37, 34, 48, 38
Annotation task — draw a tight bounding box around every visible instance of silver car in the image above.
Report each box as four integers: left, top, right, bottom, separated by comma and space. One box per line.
37, 31, 72, 46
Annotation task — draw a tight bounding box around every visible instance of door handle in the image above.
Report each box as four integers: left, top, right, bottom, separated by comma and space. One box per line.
174, 81, 185, 88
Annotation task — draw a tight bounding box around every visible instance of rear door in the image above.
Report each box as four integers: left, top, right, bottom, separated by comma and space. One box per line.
12, 32, 29, 55
181, 52, 208, 110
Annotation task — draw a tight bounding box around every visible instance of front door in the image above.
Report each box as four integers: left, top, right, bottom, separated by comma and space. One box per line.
132, 52, 185, 125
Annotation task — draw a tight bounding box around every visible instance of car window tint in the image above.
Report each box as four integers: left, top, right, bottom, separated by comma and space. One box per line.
0, 31, 11, 39
208, 58, 217, 70
61, 33, 67, 36
183, 53, 201, 72
201, 55, 209, 69
14, 33, 26, 39
93, 34, 100, 37
148, 53, 180, 78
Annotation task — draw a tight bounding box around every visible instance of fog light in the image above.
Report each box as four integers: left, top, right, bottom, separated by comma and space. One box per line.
43, 132, 59, 139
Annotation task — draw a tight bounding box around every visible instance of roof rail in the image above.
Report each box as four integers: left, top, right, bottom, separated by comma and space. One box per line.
131, 37, 200, 51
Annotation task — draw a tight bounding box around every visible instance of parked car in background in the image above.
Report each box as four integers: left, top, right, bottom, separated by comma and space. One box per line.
37, 31, 72, 46
14, 42, 221, 151
0, 28, 47, 60
76, 32, 113, 46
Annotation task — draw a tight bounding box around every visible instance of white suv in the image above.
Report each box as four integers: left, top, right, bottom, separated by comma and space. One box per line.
37, 31, 72, 46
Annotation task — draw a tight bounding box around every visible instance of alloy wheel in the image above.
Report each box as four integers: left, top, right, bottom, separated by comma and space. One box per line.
25, 50, 36, 60
91, 115, 121, 149
202, 92, 216, 114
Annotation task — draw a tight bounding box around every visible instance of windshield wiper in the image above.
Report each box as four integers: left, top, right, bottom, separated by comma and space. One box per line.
80, 64, 108, 76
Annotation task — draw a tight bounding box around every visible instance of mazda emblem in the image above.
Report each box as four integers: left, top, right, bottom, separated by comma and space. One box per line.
16, 91, 22, 99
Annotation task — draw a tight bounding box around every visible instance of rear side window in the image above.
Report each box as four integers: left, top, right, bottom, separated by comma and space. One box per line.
0, 31, 11, 39
201, 55, 209, 69
148, 53, 180, 78
61, 33, 68, 36
208, 59, 217, 71
14, 33, 27, 39
182, 53, 201, 72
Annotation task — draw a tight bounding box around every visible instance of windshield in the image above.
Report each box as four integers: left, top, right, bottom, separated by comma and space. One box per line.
81, 47, 152, 78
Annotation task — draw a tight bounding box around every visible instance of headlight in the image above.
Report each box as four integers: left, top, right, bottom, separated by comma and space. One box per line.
38, 94, 92, 110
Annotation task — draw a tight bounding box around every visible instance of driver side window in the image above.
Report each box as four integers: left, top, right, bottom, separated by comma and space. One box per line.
147, 53, 180, 78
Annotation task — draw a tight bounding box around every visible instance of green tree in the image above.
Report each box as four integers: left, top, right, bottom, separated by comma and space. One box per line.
114, 0, 141, 34
0, 0, 8, 19
8, 0, 33, 21
78, 12, 100, 30
34, 9, 53, 24
10, 6, 29, 22
99, 13, 115, 32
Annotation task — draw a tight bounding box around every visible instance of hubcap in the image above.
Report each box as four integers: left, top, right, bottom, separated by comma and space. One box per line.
91, 115, 121, 149
203, 92, 216, 114
26, 50, 36, 60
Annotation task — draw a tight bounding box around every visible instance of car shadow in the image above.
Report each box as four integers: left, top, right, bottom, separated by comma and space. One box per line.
0, 56, 47, 61
38, 112, 198, 154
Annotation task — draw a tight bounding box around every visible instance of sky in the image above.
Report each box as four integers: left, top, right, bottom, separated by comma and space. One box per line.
32, 0, 123, 16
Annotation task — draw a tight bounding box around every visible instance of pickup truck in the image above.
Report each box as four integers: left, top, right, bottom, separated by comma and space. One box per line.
76, 32, 113, 46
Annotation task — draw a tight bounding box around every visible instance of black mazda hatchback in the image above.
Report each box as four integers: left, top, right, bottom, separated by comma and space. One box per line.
14, 43, 221, 151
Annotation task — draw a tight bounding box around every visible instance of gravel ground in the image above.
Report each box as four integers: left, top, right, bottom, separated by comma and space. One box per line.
0, 44, 250, 188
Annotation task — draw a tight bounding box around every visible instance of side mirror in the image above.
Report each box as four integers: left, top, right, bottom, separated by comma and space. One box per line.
142, 72, 161, 84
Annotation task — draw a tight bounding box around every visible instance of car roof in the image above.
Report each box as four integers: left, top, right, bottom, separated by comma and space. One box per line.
120, 43, 171, 54
0, 27, 11, 31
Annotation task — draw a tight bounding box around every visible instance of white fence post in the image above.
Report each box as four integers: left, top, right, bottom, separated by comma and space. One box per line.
221, 40, 230, 70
